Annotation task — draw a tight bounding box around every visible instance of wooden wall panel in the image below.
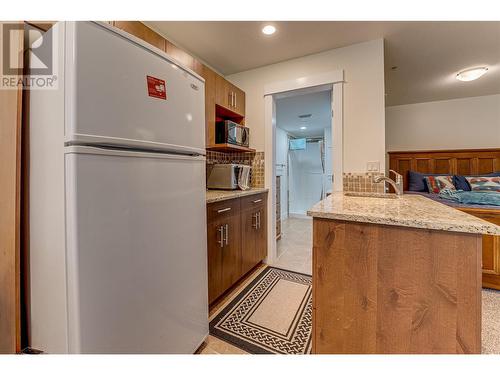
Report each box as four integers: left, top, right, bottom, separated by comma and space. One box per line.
434, 158, 454, 174
389, 149, 500, 191
415, 158, 432, 173
0, 21, 23, 353
456, 158, 473, 175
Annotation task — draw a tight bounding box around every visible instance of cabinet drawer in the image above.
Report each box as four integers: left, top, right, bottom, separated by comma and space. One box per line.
207, 197, 241, 221
240, 193, 267, 210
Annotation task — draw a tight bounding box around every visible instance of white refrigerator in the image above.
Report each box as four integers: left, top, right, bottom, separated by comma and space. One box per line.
29, 22, 209, 353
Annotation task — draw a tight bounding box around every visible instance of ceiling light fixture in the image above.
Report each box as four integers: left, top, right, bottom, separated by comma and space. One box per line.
456, 67, 488, 82
300, 126, 307, 130
262, 25, 276, 35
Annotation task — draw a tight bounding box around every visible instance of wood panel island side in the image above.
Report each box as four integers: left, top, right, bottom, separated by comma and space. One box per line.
307, 193, 500, 354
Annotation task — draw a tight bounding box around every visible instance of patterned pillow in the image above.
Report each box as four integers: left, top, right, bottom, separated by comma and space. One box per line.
425, 175, 456, 194
465, 176, 500, 192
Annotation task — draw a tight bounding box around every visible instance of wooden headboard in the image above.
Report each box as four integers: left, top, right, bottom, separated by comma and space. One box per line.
388, 148, 500, 191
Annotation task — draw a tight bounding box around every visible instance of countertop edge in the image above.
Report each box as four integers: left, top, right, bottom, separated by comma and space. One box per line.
206, 188, 269, 204
307, 210, 498, 235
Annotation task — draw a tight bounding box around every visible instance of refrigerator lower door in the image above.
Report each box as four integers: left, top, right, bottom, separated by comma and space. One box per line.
64, 146, 208, 353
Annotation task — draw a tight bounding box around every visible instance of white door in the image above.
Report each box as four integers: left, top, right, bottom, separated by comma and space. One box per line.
64, 146, 208, 353
64, 22, 205, 154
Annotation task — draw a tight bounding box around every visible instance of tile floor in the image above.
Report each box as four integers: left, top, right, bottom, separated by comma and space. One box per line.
200, 216, 500, 355
275, 217, 313, 275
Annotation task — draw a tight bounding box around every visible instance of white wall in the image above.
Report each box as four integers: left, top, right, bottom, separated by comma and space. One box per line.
386, 94, 500, 151
275, 127, 289, 220
227, 39, 386, 172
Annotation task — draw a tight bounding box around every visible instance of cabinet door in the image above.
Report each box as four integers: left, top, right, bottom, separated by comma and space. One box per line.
201, 66, 216, 147
256, 205, 268, 261
206, 198, 242, 303
207, 219, 225, 303
215, 74, 231, 109
240, 208, 258, 275
220, 214, 242, 294
231, 84, 245, 116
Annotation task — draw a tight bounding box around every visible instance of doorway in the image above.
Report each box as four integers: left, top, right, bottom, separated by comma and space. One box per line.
274, 90, 333, 273
263, 69, 344, 269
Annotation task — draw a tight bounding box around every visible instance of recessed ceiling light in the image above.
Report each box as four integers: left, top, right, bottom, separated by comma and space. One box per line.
262, 25, 276, 35
456, 67, 488, 82
300, 126, 307, 130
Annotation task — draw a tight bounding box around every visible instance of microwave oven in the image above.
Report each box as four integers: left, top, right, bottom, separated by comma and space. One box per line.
215, 120, 250, 147
207, 164, 251, 190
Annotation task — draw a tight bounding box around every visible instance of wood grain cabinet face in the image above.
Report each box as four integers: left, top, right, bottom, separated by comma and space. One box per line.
206, 193, 268, 304
206, 199, 242, 304
113, 21, 165, 51
240, 195, 267, 275
215, 75, 245, 116
200, 66, 217, 147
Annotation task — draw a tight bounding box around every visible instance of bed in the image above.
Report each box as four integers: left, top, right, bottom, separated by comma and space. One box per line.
388, 148, 500, 290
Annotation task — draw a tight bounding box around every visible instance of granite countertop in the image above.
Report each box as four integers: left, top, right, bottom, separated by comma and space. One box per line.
307, 192, 500, 235
206, 188, 269, 203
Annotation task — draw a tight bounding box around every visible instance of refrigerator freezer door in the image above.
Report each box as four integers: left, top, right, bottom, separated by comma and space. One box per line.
65, 146, 208, 353
65, 22, 205, 154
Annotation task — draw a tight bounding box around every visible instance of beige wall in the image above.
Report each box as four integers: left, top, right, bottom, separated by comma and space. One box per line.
227, 39, 386, 173
386, 94, 500, 152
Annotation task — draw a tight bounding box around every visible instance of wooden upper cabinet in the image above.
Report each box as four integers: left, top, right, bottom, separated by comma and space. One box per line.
165, 42, 195, 71
215, 75, 245, 116
232, 85, 245, 116
201, 66, 217, 147
113, 21, 165, 51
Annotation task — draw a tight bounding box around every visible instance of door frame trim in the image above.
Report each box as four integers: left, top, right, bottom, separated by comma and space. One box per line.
263, 70, 344, 265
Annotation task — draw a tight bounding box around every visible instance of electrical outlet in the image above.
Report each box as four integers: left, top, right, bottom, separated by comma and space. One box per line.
366, 161, 380, 172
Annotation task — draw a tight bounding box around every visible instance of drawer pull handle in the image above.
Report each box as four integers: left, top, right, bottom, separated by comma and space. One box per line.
218, 226, 224, 248
217, 207, 231, 213
252, 199, 262, 204
224, 224, 229, 245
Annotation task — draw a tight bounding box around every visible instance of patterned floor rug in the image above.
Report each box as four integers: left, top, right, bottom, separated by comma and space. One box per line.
209, 267, 312, 354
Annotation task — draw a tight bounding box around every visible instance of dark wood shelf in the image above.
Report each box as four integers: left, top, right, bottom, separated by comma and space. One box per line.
207, 143, 255, 153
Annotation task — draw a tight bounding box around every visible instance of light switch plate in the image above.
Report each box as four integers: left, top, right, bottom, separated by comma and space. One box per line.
367, 161, 380, 172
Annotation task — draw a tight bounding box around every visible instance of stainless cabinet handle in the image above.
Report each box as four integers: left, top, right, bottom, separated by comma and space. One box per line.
252, 199, 262, 204
256, 212, 261, 229
252, 213, 258, 229
234, 93, 237, 108
224, 224, 229, 245
217, 207, 231, 213
218, 225, 224, 248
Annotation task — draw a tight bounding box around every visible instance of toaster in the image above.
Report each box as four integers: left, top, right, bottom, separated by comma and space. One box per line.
207, 164, 250, 190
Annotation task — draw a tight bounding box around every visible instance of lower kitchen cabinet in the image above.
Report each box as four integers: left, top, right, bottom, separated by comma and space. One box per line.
206, 192, 268, 304
241, 196, 268, 276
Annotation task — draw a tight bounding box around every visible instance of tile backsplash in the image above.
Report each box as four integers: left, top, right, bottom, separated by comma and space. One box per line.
206, 150, 265, 188
343, 172, 385, 193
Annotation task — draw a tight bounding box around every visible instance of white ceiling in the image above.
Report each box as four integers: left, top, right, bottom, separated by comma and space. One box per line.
145, 21, 500, 106
276, 90, 331, 138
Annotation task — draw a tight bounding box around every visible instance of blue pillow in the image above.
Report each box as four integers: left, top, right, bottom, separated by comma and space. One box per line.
454, 173, 500, 191
408, 171, 453, 192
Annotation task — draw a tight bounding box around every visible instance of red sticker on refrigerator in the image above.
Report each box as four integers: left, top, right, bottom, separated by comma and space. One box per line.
146, 75, 167, 100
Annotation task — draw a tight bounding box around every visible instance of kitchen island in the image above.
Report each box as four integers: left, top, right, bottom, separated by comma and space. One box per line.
307, 193, 500, 354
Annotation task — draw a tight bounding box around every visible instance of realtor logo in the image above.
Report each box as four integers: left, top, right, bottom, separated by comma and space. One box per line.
1, 22, 58, 89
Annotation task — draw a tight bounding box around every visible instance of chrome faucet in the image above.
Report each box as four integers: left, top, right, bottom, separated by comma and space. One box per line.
373, 170, 404, 196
